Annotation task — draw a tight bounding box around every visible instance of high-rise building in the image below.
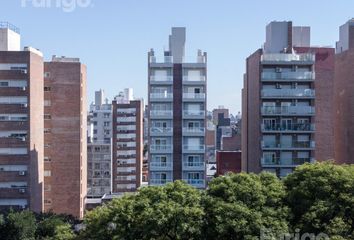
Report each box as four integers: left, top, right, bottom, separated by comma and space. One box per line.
112, 90, 143, 193
43, 56, 87, 219
242, 21, 334, 177
148, 27, 207, 188
212, 107, 229, 125
0, 22, 44, 212
87, 90, 112, 198
334, 19, 354, 164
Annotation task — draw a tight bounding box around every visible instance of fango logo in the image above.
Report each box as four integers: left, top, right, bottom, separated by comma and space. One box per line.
21, 0, 93, 13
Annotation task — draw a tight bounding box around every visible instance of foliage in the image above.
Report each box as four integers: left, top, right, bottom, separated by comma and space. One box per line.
203, 172, 289, 239
284, 162, 354, 238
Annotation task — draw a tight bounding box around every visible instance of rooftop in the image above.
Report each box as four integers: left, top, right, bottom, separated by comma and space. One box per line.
0, 22, 20, 34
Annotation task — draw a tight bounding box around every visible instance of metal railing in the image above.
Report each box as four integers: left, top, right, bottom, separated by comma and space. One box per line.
261, 106, 315, 115
261, 141, 315, 149
261, 123, 315, 132
261, 71, 315, 80
261, 53, 315, 62
183, 127, 205, 134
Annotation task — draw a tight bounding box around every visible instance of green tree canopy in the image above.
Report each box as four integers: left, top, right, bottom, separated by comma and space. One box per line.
284, 162, 354, 238
80, 180, 205, 240
203, 172, 289, 239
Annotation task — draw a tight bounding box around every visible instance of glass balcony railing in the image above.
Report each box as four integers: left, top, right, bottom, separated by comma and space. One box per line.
150, 110, 173, 117
261, 71, 315, 81
183, 110, 205, 117
183, 162, 205, 168
261, 123, 315, 132
261, 106, 315, 115
150, 178, 173, 185
261, 157, 313, 166
184, 179, 205, 186
150, 127, 173, 134
261, 89, 315, 98
150, 162, 172, 168
150, 145, 173, 151
261, 141, 315, 149
182, 127, 205, 134
182, 76, 206, 82
149, 75, 173, 82
261, 53, 315, 62
150, 93, 173, 99
183, 145, 205, 151
183, 93, 206, 99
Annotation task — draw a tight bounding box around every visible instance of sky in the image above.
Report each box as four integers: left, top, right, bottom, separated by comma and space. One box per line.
0, 0, 352, 114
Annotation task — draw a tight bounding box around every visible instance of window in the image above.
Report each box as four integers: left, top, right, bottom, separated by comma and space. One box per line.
93, 113, 97, 117
44, 72, 50, 78
44, 170, 51, 177
104, 122, 110, 127
44, 199, 52, 205
44, 114, 51, 120
44, 144, 51, 148
44, 157, 51, 162
44, 128, 51, 134
93, 130, 97, 134
44, 86, 51, 92
104, 113, 110, 118
0, 82, 8, 87
93, 121, 97, 126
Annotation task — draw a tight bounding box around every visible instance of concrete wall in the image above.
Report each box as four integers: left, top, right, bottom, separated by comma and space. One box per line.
0, 29, 20, 51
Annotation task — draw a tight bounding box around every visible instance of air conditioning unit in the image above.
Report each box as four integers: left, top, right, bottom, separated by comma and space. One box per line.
19, 171, 26, 176
21, 137, 26, 142
19, 188, 26, 193
21, 70, 27, 74
23, 103, 28, 108
22, 87, 26, 91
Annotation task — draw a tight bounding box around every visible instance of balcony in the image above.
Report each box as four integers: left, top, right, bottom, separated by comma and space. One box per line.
182, 110, 205, 119
261, 106, 315, 116
182, 127, 205, 136
261, 53, 315, 63
149, 56, 173, 64
261, 157, 314, 167
150, 162, 173, 171
261, 123, 315, 133
183, 161, 205, 171
150, 127, 173, 136
182, 76, 206, 84
183, 145, 205, 153
150, 93, 173, 102
149, 75, 173, 84
183, 179, 205, 188
261, 71, 315, 81
150, 110, 173, 119
150, 178, 173, 185
261, 89, 315, 98
150, 145, 173, 153
182, 93, 206, 101
261, 141, 315, 150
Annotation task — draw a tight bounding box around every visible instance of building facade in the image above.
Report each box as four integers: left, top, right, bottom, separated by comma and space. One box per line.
148, 27, 207, 188
334, 19, 354, 164
112, 90, 143, 193
87, 90, 112, 198
43, 56, 87, 219
0, 23, 44, 212
216, 151, 241, 176
242, 21, 334, 177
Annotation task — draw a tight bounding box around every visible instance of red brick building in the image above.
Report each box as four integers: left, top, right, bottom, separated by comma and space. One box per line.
216, 151, 241, 176
334, 19, 354, 164
43, 56, 87, 219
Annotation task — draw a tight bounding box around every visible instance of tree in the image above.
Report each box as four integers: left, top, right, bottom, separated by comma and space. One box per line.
284, 162, 354, 238
0, 210, 37, 240
203, 172, 289, 239
36, 213, 76, 240
80, 180, 205, 240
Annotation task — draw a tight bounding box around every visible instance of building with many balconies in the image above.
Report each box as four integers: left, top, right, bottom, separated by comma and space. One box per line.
0, 22, 44, 212
242, 21, 334, 177
148, 27, 207, 188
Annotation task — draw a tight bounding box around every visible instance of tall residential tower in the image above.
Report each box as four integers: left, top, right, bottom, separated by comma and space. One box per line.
148, 28, 207, 188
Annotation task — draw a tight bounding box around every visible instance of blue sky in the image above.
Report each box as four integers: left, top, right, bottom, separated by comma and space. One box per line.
0, 0, 352, 114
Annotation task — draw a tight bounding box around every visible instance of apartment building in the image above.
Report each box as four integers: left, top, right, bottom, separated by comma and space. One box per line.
112, 90, 143, 193
242, 21, 334, 177
43, 56, 87, 219
87, 90, 112, 198
212, 107, 229, 125
148, 27, 207, 188
334, 19, 354, 164
0, 22, 44, 212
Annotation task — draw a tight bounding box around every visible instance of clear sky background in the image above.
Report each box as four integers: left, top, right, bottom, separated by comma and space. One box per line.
0, 0, 352, 114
